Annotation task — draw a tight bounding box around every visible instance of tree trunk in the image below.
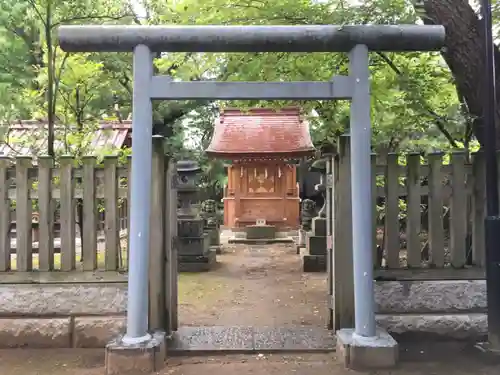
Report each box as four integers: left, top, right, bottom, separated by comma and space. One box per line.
422, 0, 500, 147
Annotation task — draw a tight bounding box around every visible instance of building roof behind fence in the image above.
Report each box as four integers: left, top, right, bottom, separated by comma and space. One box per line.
0, 120, 131, 157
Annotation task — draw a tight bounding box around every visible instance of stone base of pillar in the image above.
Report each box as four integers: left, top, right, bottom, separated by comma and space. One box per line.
105, 331, 166, 375
229, 237, 295, 245
336, 328, 398, 370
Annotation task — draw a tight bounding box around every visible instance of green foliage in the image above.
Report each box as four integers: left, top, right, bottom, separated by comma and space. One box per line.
153, 0, 471, 156
0, 0, 134, 157
0, 0, 492, 197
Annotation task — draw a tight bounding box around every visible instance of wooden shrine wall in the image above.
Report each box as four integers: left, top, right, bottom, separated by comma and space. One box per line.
223, 162, 300, 229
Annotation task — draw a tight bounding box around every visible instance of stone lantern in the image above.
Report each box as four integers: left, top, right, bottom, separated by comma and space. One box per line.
310, 158, 327, 218
296, 199, 316, 254
176, 160, 202, 219
303, 157, 328, 272
176, 160, 216, 272
200, 199, 222, 254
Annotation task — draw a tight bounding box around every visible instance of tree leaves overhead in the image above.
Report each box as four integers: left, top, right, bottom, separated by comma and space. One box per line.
0, 0, 491, 160
0, 0, 135, 155
158, 0, 466, 153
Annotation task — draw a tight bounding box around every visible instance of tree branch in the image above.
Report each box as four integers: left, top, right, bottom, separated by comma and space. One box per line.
26, 0, 47, 27
118, 72, 132, 94
376, 51, 459, 148
58, 91, 78, 114
52, 13, 135, 28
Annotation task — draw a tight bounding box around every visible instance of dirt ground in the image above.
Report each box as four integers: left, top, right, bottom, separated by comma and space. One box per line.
1, 343, 500, 375
179, 243, 328, 327
1, 242, 500, 375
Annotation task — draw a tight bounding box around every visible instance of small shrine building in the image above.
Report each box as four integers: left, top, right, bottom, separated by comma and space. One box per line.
205, 107, 315, 230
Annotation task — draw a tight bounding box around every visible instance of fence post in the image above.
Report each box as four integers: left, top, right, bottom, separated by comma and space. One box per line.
332, 134, 354, 330
371, 153, 379, 266
16, 156, 33, 272
149, 136, 166, 331
38, 156, 54, 271
326, 154, 334, 329
472, 152, 486, 267
427, 153, 445, 267
406, 153, 421, 268
0, 157, 11, 271
126, 155, 132, 269
450, 151, 467, 268
385, 153, 400, 268
60, 156, 75, 271
104, 155, 119, 270
165, 159, 178, 332
82, 156, 97, 271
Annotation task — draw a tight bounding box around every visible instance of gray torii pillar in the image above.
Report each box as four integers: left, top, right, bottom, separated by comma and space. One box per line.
58, 24, 445, 371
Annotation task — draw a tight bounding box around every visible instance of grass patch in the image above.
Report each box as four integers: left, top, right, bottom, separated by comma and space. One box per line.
178, 273, 230, 305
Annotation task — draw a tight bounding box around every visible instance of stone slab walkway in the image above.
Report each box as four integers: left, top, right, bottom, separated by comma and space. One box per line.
168, 326, 335, 353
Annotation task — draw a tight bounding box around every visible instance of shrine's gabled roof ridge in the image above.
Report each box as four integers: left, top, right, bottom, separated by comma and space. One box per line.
205, 107, 315, 159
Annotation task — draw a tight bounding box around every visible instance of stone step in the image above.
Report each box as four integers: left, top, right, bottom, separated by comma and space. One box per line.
178, 249, 217, 272
228, 237, 295, 245
303, 254, 327, 272
168, 326, 336, 354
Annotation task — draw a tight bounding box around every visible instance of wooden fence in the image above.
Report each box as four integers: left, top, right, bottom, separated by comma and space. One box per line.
329, 134, 486, 329
333, 135, 486, 281
0, 154, 131, 274
0, 139, 178, 286
0, 134, 489, 283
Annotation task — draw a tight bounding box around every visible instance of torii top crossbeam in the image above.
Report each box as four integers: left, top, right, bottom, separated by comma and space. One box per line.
58, 25, 445, 53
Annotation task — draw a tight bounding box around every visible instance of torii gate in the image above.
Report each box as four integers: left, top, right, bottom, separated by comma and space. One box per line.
59, 24, 444, 372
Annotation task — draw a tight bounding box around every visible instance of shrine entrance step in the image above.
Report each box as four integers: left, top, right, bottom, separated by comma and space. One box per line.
167, 326, 336, 354
228, 237, 295, 245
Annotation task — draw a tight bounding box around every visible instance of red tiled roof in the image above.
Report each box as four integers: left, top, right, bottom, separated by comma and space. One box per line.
0, 120, 131, 157
205, 107, 315, 159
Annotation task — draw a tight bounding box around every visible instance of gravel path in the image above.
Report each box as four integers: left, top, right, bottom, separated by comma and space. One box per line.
179, 242, 328, 328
